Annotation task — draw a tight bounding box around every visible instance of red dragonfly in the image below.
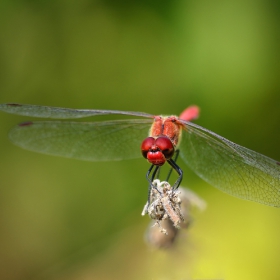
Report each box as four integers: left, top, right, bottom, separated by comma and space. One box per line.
0, 103, 280, 207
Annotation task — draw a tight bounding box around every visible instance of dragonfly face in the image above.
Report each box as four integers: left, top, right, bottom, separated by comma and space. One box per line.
141, 136, 175, 166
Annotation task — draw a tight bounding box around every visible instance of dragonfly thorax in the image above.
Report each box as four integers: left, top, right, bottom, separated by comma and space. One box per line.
149, 115, 183, 148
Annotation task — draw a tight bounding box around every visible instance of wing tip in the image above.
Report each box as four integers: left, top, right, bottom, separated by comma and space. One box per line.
19, 121, 33, 127
6, 103, 22, 107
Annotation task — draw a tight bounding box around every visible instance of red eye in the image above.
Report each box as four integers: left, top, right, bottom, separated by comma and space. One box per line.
155, 136, 174, 160
141, 137, 155, 158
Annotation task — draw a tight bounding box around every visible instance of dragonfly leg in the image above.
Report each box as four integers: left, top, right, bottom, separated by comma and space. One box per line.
156, 165, 161, 179
146, 164, 160, 205
165, 149, 180, 182
167, 158, 183, 190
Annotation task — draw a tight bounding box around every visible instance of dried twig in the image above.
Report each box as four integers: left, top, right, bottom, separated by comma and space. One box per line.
142, 180, 185, 234
142, 179, 206, 248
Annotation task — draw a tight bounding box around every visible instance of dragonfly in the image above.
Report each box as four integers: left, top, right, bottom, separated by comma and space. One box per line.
0, 103, 280, 207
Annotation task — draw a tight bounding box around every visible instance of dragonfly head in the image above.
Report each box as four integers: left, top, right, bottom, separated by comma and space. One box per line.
141, 136, 174, 166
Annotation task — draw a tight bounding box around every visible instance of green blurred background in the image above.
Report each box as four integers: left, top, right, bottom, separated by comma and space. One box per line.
0, 0, 280, 279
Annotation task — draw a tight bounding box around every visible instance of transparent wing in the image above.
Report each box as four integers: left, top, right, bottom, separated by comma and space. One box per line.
179, 121, 280, 207
8, 119, 153, 161
0, 103, 154, 119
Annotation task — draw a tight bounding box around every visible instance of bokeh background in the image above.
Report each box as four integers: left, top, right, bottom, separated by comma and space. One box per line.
0, 1, 280, 279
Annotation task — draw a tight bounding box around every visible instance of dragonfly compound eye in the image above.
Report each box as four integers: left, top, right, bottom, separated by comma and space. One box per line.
141, 137, 156, 159
155, 136, 174, 160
